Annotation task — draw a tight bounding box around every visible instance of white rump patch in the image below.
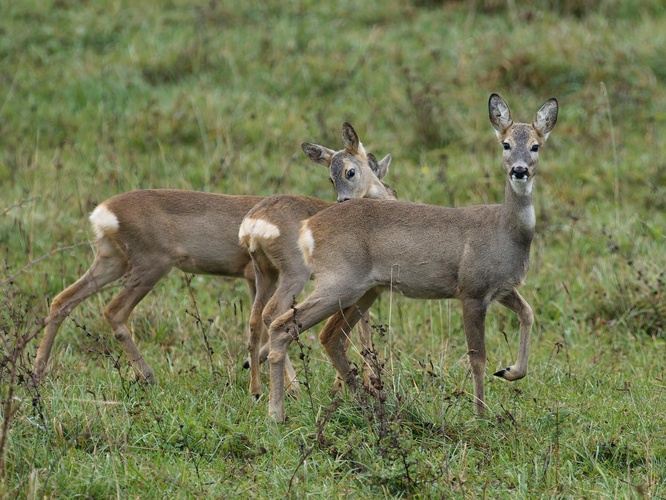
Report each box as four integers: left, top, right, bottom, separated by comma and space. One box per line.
298, 224, 315, 267
238, 218, 280, 252
89, 203, 119, 240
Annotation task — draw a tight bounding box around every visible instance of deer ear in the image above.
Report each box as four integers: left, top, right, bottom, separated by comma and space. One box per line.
489, 93, 513, 137
533, 98, 558, 141
371, 154, 391, 180
341, 122, 360, 152
302, 143, 335, 167
367, 153, 379, 176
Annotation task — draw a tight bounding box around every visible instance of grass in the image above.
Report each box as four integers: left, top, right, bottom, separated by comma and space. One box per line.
1, 0, 665, 497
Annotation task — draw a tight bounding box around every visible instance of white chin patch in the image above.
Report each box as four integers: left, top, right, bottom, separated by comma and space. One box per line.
510, 177, 533, 195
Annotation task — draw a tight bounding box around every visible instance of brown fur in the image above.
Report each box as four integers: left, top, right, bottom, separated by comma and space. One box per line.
34, 190, 262, 383
239, 122, 396, 398
266, 94, 558, 422
33, 125, 383, 385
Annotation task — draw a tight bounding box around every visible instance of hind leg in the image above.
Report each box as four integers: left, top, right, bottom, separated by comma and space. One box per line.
102, 262, 171, 383
268, 282, 370, 422
246, 256, 277, 397
34, 238, 128, 380
258, 264, 313, 396
461, 297, 489, 417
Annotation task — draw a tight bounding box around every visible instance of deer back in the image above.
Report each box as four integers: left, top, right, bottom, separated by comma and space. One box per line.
98, 189, 262, 276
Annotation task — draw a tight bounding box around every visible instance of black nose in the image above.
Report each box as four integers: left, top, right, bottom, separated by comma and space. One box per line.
511, 167, 528, 179
337, 198, 350, 203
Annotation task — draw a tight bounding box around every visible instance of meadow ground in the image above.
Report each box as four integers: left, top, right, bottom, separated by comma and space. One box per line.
1, 0, 665, 497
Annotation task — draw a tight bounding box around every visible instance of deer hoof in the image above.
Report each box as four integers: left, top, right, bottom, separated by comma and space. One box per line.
242, 358, 250, 369
29, 371, 45, 388
137, 370, 157, 385
286, 382, 300, 398
494, 366, 526, 381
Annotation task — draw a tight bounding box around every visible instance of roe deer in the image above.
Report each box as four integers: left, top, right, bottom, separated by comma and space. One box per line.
266, 94, 558, 422
33, 126, 389, 385
238, 122, 397, 398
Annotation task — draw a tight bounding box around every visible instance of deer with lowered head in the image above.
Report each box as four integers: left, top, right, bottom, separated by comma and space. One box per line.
266, 94, 558, 422
33, 123, 393, 386
239, 122, 397, 398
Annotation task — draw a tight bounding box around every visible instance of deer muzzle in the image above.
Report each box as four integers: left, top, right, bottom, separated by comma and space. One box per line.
510, 166, 529, 181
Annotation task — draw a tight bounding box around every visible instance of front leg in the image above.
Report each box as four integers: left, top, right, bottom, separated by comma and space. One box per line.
267, 314, 296, 423
318, 290, 379, 391
318, 308, 362, 392
494, 288, 533, 381
357, 311, 375, 390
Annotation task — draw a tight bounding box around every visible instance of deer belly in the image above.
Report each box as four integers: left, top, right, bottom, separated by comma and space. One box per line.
382, 265, 458, 299
175, 246, 250, 277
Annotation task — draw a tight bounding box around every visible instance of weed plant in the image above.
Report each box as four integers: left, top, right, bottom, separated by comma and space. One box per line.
1, 0, 664, 496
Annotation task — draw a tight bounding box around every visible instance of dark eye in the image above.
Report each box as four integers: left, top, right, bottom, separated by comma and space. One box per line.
502, 143, 511, 151
530, 144, 540, 152
346, 168, 355, 179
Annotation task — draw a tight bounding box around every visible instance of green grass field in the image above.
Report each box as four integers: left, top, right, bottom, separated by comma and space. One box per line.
1, 0, 665, 497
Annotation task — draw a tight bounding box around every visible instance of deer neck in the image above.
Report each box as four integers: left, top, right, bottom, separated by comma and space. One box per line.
502, 176, 536, 245
367, 179, 398, 200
